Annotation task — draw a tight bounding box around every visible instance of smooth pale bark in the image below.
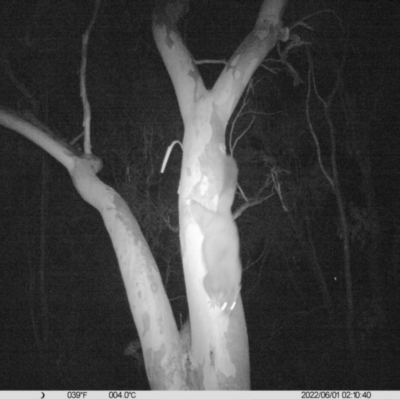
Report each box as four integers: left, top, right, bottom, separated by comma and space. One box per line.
153, 0, 288, 389
0, 109, 186, 389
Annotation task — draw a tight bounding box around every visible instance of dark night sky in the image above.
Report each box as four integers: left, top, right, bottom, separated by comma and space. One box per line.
0, 0, 399, 390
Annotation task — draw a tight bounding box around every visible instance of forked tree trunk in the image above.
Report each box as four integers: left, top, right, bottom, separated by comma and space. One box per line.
152, 0, 288, 389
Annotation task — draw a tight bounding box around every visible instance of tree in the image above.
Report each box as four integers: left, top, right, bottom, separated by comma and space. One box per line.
0, 0, 288, 390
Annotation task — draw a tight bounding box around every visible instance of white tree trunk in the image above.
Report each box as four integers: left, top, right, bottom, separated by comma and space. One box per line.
153, 0, 288, 389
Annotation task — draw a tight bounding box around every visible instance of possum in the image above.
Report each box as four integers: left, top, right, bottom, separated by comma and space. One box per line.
191, 156, 242, 312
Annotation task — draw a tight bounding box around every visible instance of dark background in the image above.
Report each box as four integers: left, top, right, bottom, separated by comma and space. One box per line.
0, 0, 399, 390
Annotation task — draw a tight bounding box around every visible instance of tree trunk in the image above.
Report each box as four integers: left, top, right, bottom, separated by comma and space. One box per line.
152, 0, 288, 389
